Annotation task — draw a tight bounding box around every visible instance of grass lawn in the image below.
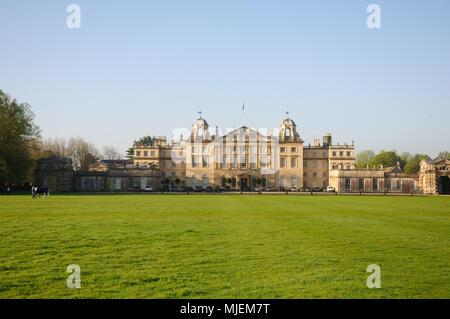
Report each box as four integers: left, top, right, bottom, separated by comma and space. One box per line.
0, 194, 449, 299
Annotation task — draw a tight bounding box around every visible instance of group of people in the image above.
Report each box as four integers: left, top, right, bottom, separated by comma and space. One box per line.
32, 186, 49, 199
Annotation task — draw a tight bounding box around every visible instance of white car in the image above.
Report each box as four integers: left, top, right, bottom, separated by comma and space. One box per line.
326, 186, 335, 192
144, 186, 153, 192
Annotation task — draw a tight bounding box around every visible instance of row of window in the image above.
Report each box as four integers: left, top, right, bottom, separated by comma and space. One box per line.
344, 178, 413, 191
304, 161, 328, 168
304, 172, 327, 177
332, 151, 352, 157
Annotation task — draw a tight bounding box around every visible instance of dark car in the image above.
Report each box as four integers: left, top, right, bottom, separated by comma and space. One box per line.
206, 186, 213, 193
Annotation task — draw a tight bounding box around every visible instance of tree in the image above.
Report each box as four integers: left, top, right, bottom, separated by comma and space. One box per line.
38, 137, 100, 171
404, 154, 431, 174
400, 152, 413, 169
103, 146, 122, 160
367, 151, 401, 168
355, 150, 375, 168
0, 90, 41, 186
126, 135, 153, 159
66, 137, 101, 171
438, 151, 450, 160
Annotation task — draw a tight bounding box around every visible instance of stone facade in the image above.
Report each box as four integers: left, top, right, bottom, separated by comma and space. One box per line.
34, 156, 73, 192
34, 114, 445, 194
329, 164, 418, 193
418, 157, 450, 195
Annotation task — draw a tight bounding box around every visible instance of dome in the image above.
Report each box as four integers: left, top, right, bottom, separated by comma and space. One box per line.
282, 118, 296, 127
193, 117, 209, 128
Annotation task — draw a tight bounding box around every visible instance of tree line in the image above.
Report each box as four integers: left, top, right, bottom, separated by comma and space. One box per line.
0, 90, 122, 187
355, 150, 449, 174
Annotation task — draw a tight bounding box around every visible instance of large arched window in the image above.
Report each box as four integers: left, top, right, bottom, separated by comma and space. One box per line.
192, 176, 197, 187
280, 176, 286, 187
202, 176, 208, 188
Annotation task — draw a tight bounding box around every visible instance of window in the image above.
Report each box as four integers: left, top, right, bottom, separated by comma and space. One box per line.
221, 176, 226, 187
144, 151, 148, 156
202, 146, 208, 153
262, 178, 267, 187
345, 178, 351, 190
291, 147, 297, 153
323, 162, 327, 168
340, 151, 344, 156
161, 151, 165, 156
373, 178, 378, 190
161, 161, 166, 168
291, 177, 297, 187
136, 151, 141, 156
202, 176, 208, 188
151, 151, 155, 156
303, 172, 307, 177
313, 152, 317, 157
250, 156, 257, 168
323, 152, 327, 157
347, 151, 351, 156
304, 162, 307, 167
280, 177, 286, 186
332, 151, 337, 156
280, 158, 286, 168
161, 172, 166, 177
241, 155, 247, 168
410, 181, 415, 190
313, 172, 317, 177
232, 178, 236, 187
280, 147, 286, 153
291, 158, 297, 168
323, 181, 327, 188
386, 180, 391, 190
286, 128, 291, 137
313, 161, 317, 168
172, 161, 176, 168
359, 179, 364, 190
192, 177, 197, 187
323, 172, 327, 177
250, 146, 257, 154
202, 156, 208, 167
397, 180, 401, 190
232, 156, 237, 168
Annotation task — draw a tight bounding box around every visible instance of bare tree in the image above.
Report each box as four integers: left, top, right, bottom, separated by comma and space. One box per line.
66, 137, 101, 171
103, 146, 123, 160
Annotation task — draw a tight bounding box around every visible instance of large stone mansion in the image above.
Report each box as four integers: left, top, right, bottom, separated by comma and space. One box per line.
34, 115, 450, 195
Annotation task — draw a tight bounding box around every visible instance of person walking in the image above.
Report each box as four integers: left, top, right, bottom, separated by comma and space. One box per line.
31, 186, 36, 199
6, 186, 10, 195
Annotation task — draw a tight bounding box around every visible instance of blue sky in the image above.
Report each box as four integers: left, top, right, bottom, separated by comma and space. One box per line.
1, 0, 449, 156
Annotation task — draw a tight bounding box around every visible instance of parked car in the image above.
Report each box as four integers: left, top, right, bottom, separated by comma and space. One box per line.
144, 186, 153, 192
263, 187, 273, 192
206, 186, 213, 192
290, 187, 297, 192
312, 187, 322, 192
255, 186, 262, 192
278, 186, 286, 192
326, 186, 335, 192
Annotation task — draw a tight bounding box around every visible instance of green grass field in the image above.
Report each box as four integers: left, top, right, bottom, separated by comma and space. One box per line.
0, 194, 449, 299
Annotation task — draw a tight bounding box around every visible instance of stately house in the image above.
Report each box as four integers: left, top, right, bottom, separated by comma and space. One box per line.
34, 115, 449, 195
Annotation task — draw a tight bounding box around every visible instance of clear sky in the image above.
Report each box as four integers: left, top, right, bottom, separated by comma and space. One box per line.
1, 0, 449, 157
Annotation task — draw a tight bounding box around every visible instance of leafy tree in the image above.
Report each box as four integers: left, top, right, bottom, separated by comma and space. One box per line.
400, 152, 413, 168
126, 136, 153, 159
367, 151, 401, 168
355, 150, 375, 168
438, 151, 450, 160
0, 90, 40, 186
404, 154, 431, 174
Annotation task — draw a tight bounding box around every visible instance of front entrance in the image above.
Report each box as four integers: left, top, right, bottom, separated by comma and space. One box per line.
438, 176, 450, 194
240, 178, 248, 191
238, 174, 251, 191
